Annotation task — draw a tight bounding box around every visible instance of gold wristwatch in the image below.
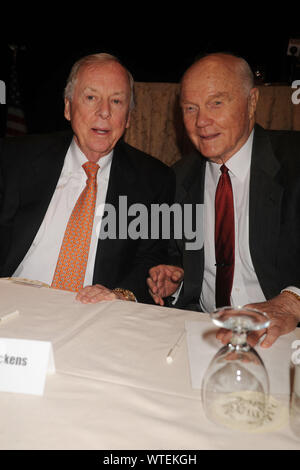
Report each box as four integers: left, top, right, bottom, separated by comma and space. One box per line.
113, 288, 136, 302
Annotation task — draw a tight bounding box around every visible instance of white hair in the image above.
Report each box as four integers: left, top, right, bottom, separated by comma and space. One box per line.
64, 52, 135, 110
234, 56, 255, 95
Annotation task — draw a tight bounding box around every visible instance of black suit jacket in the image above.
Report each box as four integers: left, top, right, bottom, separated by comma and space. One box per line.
170, 125, 300, 309
0, 132, 175, 304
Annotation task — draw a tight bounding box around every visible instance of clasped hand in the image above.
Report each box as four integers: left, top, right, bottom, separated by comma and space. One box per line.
76, 284, 125, 303
147, 265, 300, 348
147, 265, 184, 306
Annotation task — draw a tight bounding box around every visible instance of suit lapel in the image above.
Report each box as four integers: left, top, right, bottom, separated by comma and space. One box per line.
104, 140, 137, 209
180, 155, 206, 204
5, 133, 72, 275
178, 155, 206, 303
30, 133, 72, 217
92, 140, 137, 285
249, 125, 283, 289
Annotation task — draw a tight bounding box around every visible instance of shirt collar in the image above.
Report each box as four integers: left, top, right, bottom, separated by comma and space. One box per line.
207, 130, 254, 183
64, 138, 114, 175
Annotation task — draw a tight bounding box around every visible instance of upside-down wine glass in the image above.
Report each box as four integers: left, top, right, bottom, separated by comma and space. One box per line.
202, 306, 271, 431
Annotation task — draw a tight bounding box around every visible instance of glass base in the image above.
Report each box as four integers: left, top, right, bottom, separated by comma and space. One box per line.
204, 390, 269, 431
290, 393, 300, 438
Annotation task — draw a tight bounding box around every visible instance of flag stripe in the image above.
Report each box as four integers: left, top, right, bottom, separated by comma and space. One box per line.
6, 128, 27, 137
6, 119, 27, 133
7, 106, 25, 119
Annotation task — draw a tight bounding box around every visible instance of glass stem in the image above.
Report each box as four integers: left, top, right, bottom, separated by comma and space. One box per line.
229, 330, 249, 351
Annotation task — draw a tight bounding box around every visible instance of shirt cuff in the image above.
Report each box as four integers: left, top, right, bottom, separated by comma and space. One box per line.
171, 281, 184, 305
281, 286, 300, 296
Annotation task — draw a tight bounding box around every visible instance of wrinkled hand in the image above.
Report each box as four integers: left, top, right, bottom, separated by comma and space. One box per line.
147, 265, 184, 306
216, 292, 300, 348
76, 284, 125, 304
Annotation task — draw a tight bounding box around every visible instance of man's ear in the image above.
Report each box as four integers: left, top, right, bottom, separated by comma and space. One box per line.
64, 98, 71, 121
248, 87, 259, 120
125, 110, 131, 129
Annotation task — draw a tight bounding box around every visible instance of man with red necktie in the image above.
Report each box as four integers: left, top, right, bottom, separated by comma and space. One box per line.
148, 52, 300, 348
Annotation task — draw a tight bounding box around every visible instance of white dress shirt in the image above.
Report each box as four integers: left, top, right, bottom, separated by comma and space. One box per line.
199, 131, 300, 311
14, 139, 113, 286
200, 131, 267, 311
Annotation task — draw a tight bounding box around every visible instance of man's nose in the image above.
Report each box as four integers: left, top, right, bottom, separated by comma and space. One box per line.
196, 110, 213, 128
95, 100, 111, 119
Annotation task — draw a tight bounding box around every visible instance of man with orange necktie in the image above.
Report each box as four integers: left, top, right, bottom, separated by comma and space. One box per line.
147, 53, 300, 348
0, 53, 175, 304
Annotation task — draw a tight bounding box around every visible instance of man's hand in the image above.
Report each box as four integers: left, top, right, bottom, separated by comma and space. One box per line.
147, 265, 184, 306
216, 291, 300, 348
76, 284, 126, 304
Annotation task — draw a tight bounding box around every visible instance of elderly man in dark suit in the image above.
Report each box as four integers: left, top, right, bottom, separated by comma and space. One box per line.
0, 53, 175, 304
148, 52, 300, 347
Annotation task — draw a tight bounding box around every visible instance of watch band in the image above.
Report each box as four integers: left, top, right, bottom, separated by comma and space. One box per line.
113, 288, 136, 302
281, 289, 300, 302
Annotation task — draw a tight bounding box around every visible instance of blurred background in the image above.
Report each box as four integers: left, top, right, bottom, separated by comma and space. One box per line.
1, 32, 300, 137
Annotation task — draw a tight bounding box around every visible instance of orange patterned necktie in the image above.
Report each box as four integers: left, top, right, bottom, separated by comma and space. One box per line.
51, 161, 100, 292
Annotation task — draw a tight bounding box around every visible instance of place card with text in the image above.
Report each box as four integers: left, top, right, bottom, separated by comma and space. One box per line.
0, 338, 55, 396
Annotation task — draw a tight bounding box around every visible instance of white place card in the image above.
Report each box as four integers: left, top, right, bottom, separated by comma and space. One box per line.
0, 338, 55, 396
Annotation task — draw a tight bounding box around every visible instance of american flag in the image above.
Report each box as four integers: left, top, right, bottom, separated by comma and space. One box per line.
6, 52, 27, 137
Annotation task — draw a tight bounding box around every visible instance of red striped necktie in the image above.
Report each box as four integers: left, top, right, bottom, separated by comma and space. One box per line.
215, 164, 235, 308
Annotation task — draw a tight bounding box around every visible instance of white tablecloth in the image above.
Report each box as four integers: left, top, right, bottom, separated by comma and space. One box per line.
0, 279, 299, 450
